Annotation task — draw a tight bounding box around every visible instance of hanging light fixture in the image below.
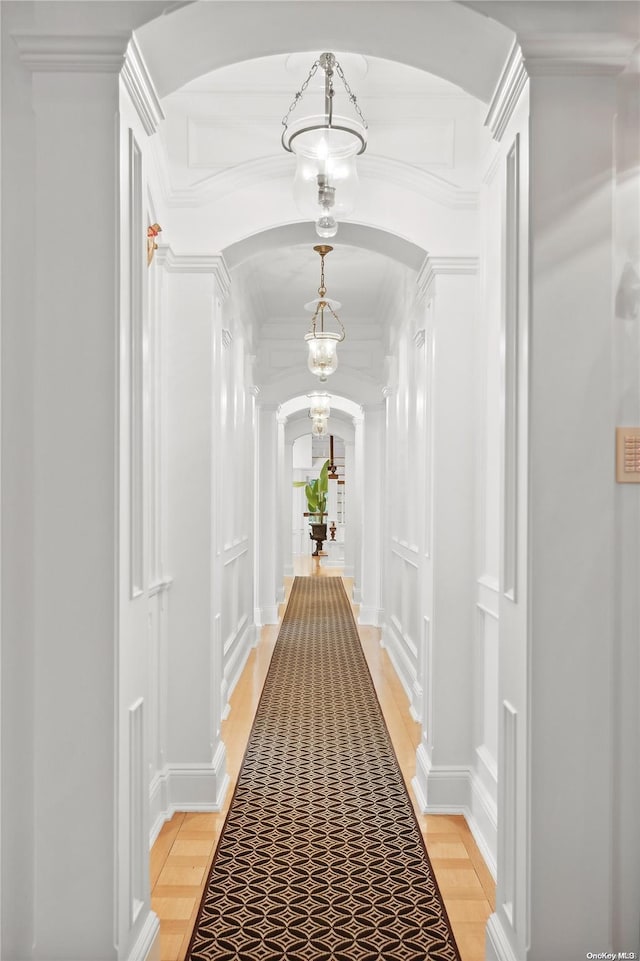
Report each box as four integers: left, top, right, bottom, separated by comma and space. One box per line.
308, 392, 331, 419
311, 415, 328, 436
304, 245, 345, 382
282, 52, 368, 238
308, 392, 330, 436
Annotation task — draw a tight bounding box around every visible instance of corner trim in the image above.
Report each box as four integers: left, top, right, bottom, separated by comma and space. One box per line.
121, 36, 164, 136
485, 42, 528, 143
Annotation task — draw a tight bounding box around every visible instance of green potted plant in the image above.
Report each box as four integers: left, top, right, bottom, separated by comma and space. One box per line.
294, 459, 329, 555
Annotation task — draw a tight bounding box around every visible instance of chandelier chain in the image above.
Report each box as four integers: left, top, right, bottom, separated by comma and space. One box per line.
281, 60, 321, 129
281, 56, 368, 132
334, 61, 368, 130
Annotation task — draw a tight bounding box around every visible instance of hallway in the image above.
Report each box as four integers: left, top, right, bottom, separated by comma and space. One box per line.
1, 3, 639, 960
150, 563, 495, 961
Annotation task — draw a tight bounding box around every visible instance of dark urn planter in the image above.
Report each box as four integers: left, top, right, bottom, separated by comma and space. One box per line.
310, 523, 327, 556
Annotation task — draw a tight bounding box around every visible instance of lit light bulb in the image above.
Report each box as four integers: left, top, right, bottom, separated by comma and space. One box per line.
316, 215, 338, 239
306, 332, 340, 381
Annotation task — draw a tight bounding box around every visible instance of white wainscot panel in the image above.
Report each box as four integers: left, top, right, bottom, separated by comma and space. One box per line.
221, 539, 255, 715
480, 606, 499, 761
468, 591, 499, 877
383, 541, 420, 715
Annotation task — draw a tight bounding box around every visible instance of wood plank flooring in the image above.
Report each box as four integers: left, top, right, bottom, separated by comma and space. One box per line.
151, 562, 495, 961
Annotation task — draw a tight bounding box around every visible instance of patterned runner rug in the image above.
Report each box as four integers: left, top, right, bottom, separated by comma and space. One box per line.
187, 576, 460, 961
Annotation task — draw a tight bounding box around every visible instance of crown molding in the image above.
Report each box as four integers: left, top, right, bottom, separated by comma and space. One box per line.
486, 33, 634, 143
122, 36, 164, 136
429, 255, 479, 275
521, 32, 637, 77
13, 33, 129, 73
155, 245, 231, 299
416, 254, 479, 303
485, 41, 528, 144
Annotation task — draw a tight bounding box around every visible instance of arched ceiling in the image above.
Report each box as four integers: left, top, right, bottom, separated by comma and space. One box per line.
146, 45, 487, 407
137, 2, 514, 102
135, 1, 638, 411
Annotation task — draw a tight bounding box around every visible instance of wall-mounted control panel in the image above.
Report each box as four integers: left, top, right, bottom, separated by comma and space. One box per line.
616, 427, 640, 483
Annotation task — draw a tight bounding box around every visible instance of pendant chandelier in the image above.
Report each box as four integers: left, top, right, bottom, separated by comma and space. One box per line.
304, 245, 345, 382
308, 392, 331, 435
282, 52, 368, 238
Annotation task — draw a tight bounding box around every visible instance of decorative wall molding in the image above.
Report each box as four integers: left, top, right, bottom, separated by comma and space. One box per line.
129, 699, 145, 928
485, 42, 528, 144
161, 151, 477, 211
503, 136, 520, 603
486, 33, 632, 143
466, 791, 498, 880
149, 747, 229, 847
416, 254, 479, 304
429, 255, 480, 275
155, 245, 231, 300
148, 577, 173, 598
520, 32, 637, 77
13, 33, 128, 72
358, 606, 384, 628
129, 130, 144, 600
501, 701, 518, 928
359, 156, 478, 210
122, 36, 165, 137
222, 618, 255, 715
221, 328, 233, 350
413, 328, 426, 350
486, 914, 520, 961
127, 911, 160, 961
413, 747, 497, 882
381, 620, 419, 717
255, 605, 279, 626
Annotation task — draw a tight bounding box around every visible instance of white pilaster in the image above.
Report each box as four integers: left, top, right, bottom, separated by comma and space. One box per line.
351, 413, 365, 604
255, 406, 279, 624
275, 412, 287, 603
1, 27, 143, 961
358, 406, 384, 626
161, 249, 229, 816
413, 258, 478, 818
343, 439, 356, 578
484, 39, 639, 961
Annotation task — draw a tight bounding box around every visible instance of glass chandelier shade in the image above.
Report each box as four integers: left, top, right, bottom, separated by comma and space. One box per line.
307, 392, 331, 419
304, 245, 345, 383
282, 53, 367, 238
311, 414, 328, 436
305, 332, 341, 382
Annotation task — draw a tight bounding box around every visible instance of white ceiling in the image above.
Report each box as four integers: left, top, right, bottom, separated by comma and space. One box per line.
139, 1, 639, 407
155, 50, 488, 401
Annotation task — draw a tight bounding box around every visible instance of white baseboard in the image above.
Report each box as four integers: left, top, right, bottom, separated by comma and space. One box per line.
414, 744, 470, 810
486, 913, 521, 961
358, 605, 383, 627
127, 910, 160, 961
380, 620, 419, 717
222, 619, 256, 715
469, 771, 498, 879
256, 605, 279, 626
149, 743, 229, 847
413, 744, 497, 881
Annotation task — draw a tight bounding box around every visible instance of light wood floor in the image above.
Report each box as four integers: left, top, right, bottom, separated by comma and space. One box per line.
151, 560, 495, 961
